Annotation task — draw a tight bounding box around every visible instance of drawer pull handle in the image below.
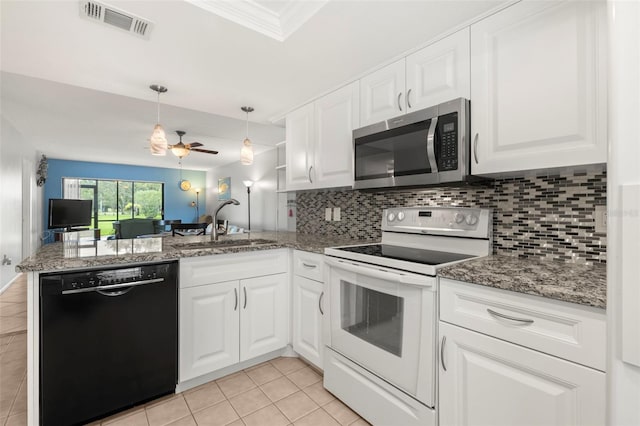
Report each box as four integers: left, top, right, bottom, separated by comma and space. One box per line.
302, 262, 317, 269
319, 291, 324, 315
487, 308, 534, 325
440, 336, 447, 372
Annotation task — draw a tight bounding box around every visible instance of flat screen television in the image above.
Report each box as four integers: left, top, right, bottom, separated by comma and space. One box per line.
48, 199, 92, 231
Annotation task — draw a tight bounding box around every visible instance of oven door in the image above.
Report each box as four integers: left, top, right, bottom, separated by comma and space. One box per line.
325, 257, 436, 407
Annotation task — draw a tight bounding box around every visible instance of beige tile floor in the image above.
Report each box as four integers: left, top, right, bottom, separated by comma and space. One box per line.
1, 274, 28, 426
0, 275, 369, 426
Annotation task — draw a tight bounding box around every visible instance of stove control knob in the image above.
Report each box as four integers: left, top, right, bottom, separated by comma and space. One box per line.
397, 211, 405, 221
387, 212, 396, 222
454, 212, 465, 224
465, 214, 479, 226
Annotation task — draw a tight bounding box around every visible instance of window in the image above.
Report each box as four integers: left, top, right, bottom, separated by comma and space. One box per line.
63, 178, 164, 236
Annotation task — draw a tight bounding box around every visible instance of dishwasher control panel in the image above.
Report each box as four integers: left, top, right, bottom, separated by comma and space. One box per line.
41, 262, 173, 293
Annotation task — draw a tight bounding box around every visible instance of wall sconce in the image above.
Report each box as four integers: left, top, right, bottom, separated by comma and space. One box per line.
243, 180, 253, 231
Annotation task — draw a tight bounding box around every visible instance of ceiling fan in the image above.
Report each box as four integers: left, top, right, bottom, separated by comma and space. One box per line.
169, 130, 218, 158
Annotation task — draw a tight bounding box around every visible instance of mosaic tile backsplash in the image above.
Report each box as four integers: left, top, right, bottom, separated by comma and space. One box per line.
296, 167, 607, 264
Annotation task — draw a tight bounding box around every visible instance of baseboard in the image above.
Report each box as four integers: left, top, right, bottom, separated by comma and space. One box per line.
175, 346, 296, 393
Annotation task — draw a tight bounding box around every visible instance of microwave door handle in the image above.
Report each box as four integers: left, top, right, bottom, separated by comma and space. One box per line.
426, 117, 439, 173
325, 257, 431, 287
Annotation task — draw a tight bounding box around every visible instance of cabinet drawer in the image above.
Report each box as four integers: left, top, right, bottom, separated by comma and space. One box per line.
293, 250, 324, 281
439, 278, 606, 371
180, 249, 288, 288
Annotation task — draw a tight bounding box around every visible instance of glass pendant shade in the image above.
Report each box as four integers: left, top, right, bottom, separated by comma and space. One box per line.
171, 146, 190, 158
240, 138, 254, 165
150, 124, 168, 156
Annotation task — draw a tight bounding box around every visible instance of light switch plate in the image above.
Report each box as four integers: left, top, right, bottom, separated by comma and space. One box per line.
333, 207, 341, 221
325, 208, 332, 221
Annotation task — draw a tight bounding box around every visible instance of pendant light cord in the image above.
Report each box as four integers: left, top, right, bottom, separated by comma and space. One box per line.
157, 91, 161, 124
245, 111, 249, 139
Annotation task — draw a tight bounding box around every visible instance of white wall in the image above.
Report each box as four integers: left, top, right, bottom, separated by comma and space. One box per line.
607, 1, 640, 424
0, 116, 37, 290
205, 148, 282, 232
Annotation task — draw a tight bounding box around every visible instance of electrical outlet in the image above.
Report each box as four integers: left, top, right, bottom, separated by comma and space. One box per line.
595, 205, 607, 233
333, 207, 341, 221
325, 208, 332, 221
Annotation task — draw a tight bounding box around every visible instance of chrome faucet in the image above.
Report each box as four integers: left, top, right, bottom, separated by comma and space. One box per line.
212, 198, 240, 241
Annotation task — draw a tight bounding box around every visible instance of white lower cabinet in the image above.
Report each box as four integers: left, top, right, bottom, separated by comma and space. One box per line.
180, 280, 240, 380
292, 275, 324, 368
438, 321, 605, 426
180, 274, 288, 382
179, 250, 289, 382
240, 274, 289, 361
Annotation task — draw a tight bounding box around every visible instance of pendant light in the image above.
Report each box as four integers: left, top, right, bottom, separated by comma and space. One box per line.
240, 106, 254, 165
149, 84, 168, 156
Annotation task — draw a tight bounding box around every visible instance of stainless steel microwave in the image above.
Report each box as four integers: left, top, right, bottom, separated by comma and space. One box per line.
353, 98, 470, 190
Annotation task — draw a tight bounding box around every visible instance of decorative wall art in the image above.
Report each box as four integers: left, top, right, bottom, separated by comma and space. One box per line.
36, 154, 48, 187
218, 177, 231, 201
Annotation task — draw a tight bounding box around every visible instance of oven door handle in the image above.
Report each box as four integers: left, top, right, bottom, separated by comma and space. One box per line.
325, 257, 432, 287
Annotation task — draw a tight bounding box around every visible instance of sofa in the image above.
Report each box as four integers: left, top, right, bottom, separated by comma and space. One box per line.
112, 219, 157, 239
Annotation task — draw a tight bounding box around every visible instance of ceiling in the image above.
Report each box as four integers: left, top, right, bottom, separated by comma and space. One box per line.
0, 0, 507, 171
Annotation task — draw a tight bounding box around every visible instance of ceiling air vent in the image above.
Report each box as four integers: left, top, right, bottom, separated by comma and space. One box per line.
79, 1, 153, 39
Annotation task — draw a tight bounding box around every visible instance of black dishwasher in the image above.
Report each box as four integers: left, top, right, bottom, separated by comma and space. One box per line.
39, 261, 178, 426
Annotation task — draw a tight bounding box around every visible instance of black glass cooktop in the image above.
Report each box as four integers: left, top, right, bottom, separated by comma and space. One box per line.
337, 244, 475, 265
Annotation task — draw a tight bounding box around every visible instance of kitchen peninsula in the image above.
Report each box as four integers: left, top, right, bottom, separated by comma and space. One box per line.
17, 230, 607, 426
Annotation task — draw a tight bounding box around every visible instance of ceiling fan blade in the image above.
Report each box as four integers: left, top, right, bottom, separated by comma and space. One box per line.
187, 142, 203, 148
191, 148, 219, 155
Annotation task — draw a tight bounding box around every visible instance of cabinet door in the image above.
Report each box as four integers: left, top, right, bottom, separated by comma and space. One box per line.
180, 281, 240, 382
240, 273, 289, 361
439, 322, 605, 426
359, 59, 406, 126
292, 276, 324, 369
470, 0, 606, 175
285, 103, 315, 190
406, 28, 470, 110
314, 82, 359, 188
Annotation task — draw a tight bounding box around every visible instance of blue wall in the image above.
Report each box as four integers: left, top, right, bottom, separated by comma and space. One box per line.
44, 159, 206, 241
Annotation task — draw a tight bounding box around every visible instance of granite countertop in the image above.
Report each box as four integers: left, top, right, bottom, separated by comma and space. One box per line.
438, 255, 606, 309
16, 231, 379, 273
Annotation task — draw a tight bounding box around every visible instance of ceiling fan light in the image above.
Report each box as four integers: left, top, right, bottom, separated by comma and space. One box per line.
171, 146, 190, 158
150, 124, 168, 156
240, 138, 254, 165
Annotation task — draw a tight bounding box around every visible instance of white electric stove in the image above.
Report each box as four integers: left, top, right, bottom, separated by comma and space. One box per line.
323, 206, 492, 426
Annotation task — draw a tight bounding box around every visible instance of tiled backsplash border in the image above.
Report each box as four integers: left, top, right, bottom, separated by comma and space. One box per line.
295, 167, 607, 264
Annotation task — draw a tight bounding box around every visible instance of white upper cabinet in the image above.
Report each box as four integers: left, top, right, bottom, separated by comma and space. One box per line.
285, 103, 314, 190
360, 28, 470, 127
406, 27, 470, 111
286, 83, 359, 190
360, 59, 406, 126
470, 0, 607, 175
314, 82, 359, 188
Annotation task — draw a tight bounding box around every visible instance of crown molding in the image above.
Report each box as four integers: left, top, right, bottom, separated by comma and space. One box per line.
185, 0, 329, 41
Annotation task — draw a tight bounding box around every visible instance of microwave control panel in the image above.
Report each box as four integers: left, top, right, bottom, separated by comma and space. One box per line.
437, 112, 458, 171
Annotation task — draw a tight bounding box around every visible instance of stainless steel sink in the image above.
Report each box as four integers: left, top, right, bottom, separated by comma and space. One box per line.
173, 238, 277, 250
